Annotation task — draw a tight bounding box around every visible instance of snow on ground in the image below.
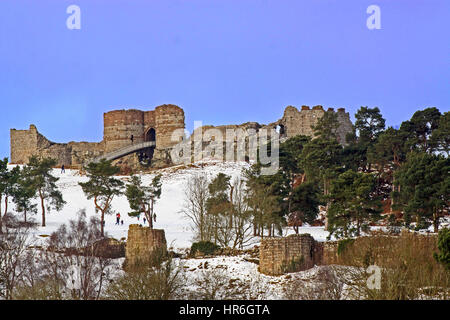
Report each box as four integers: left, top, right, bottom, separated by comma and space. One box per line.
7, 161, 330, 251
174, 255, 356, 300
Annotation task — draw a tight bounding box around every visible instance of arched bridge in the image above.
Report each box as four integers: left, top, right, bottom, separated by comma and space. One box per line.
91, 141, 156, 163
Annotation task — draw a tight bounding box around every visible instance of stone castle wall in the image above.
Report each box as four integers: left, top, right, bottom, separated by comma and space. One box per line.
103, 109, 151, 153
278, 105, 353, 144
10, 104, 185, 168
10, 104, 352, 168
259, 234, 323, 276
10, 124, 104, 167
124, 225, 167, 269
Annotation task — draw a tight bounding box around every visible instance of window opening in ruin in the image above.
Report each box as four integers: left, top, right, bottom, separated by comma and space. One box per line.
276, 124, 286, 137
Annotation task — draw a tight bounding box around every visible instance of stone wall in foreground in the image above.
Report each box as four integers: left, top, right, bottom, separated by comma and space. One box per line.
259, 234, 323, 276
124, 225, 167, 269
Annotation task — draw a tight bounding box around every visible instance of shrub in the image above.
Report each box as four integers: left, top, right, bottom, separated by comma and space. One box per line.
106, 249, 183, 300
190, 241, 220, 257
434, 228, 450, 270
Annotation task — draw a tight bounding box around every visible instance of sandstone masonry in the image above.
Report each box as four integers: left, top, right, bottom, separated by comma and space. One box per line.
10, 104, 353, 169
124, 224, 167, 269
259, 234, 323, 276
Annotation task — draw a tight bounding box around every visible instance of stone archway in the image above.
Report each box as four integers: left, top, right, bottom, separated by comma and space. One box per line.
139, 128, 156, 166
145, 128, 156, 142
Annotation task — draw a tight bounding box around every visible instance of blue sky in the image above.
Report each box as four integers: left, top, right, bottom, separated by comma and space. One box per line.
0, 0, 449, 158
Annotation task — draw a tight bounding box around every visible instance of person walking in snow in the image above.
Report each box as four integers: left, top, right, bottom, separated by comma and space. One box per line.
61, 164, 65, 173
116, 213, 121, 225
143, 217, 146, 225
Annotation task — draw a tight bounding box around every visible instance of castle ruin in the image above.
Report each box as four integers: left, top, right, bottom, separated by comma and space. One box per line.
10, 104, 352, 169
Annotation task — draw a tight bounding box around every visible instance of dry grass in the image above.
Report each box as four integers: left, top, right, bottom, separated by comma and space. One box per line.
335, 232, 449, 300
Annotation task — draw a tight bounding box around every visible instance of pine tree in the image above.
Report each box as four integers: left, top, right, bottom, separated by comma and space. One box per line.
301, 137, 343, 196
430, 111, 450, 156
244, 166, 282, 238
0, 158, 9, 233
206, 173, 232, 246
11, 166, 38, 223
400, 107, 441, 153
327, 170, 382, 239
434, 228, 450, 270
393, 152, 449, 232
352, 106, 386, 172
288, 182, 321, 234
125, 174, 162, 229
312, 110, 340, 141
355, 106, 386, 143
79, 159, 124, 237
27, 156, 66, 227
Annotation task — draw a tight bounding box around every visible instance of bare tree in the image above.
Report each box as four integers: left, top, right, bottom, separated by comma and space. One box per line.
37, 210, 113, 300
105, 249, 184, 300
230, 177, 254, 249
181, 174, 212, 242
0, 217, 36, 300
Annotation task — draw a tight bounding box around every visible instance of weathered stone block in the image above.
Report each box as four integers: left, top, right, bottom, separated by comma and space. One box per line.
124, 225, 167, 269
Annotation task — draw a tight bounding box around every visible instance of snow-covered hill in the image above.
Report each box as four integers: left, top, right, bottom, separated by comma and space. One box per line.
8, 161, 329, 250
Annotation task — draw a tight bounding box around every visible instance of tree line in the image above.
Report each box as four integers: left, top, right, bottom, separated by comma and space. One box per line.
198, 106, 448, 240
0, 156, 163, 237
0, 106, 448, 241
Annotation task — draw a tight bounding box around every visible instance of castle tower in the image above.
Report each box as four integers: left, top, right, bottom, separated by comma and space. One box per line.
154, 104, 185, 149
103, 109, 146, 153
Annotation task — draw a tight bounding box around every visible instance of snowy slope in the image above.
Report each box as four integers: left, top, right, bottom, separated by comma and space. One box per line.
7, 161, 330, 250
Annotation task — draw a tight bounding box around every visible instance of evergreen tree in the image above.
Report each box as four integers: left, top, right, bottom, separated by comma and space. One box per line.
277, 135, 311, 216
301, 137, 343, 196
125, 174, 162, 229
312, 110, 340, 141
434, 228, 450, 270
206, 173, 232, 246
327, 170, 382, 239
288, 182, 321, 234
400, 107, 441, 153
351, 106, 386, 172
244, 166, 282, 238
0, 158, 9, 232
342, 131, 368, 172
27, 156, 65, 227
11, 166, 38, 223
367, 127, 409, 211
355, 106, 386, 143
79, 159, 124, 237
393, 152, 449, 232
1, 166, 21, 221
430, 111, 450, 156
